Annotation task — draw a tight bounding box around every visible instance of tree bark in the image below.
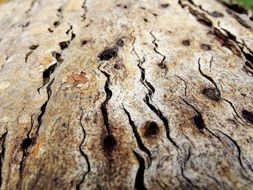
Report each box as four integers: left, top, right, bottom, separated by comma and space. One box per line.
0, 0, 253, 189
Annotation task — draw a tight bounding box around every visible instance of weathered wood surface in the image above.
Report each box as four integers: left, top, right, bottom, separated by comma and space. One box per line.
0, 0, 253, 189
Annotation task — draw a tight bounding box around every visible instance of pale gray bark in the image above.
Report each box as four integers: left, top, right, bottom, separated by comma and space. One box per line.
0, 0, 253, 189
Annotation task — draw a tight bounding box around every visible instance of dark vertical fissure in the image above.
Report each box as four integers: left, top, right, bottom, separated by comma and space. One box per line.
0, 132, 8, 188
98, 65, 113, 135
137, 57, 178, 148
76, 108, 91, 190
123, 107, 152, 165
133, 151, 147, 190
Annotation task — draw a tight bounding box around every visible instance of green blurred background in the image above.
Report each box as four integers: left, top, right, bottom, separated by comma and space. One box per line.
236, 0, 253, 10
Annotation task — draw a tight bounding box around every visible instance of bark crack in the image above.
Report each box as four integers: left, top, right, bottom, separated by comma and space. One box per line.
222, 98, 246, 125
36, 78, 55, 134
18, 115, 36, 188
98, 64, 113, 135
150, 32, 167, 70
133, 151, 147, 190
182, 98, 221, 141
0, 131, 8, 189
48, 6, 63, 32
175, 75, 188, 96
215, 129, 245, 170
197, 58, 221, 100
76, 108, 90, 190
180, 0, 253, 76
136, 56, 178, 148
81, 0, 88, 22
179, 146, 199, 189
25, 0, 38, 14
123, 106, 152, 166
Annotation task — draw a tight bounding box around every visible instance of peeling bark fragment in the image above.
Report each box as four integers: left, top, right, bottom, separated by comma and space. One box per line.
218, 1, 248, 15
189, 7, 213, 27
226, 9, 252, 29
213, 28, 241, 56
244, 61, 253, 75
244, 58, 253, 67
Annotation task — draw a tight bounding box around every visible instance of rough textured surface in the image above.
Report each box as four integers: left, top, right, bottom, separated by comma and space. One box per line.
0, 0, 253, 189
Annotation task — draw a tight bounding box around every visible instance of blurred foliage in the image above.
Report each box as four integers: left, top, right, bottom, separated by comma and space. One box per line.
235, 0, 253, 10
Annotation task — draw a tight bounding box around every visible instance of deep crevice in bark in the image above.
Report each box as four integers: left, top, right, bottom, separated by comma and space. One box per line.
0, 132, 7, 189
182, 98, 221, 140
215, 129, 245, 170
175, 75, 188, 96
123, 106, 152, 166
179, 0, 253, 73
179, 146, 199, 189
18, 115, 35, 188
76, 108, 91, 190
98, 64, 113, 135
133, 151, 147, 190
137, 57, 178, 149
36, 78, 54, 134
150, 32, 167, 70
222, 98, 246, 125
197, 58, 221, 100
